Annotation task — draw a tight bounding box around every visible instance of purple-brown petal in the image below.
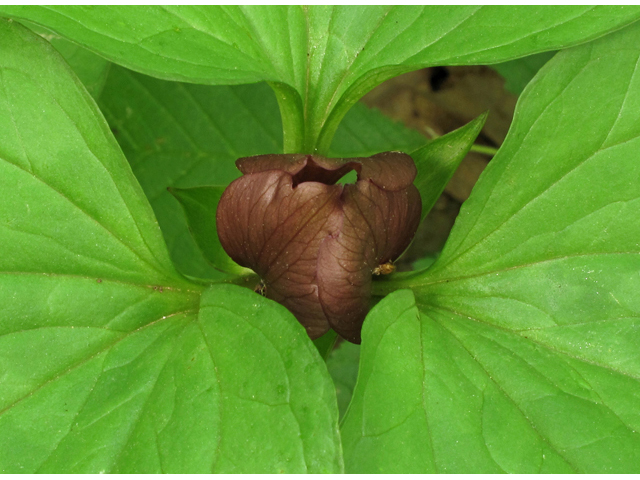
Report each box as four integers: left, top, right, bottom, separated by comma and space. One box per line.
349, 151, 418, 191
216, 169, 342, 339
218, 152, 422, 343
236, 154, 309, 176
236, 152, 417, 191
316, 180, 421, 343
237, 154, 357, 186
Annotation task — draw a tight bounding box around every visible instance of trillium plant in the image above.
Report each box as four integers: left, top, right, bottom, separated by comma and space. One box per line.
1, 6, 640, 474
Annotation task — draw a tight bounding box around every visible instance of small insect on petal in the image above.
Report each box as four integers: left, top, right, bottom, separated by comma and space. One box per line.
373, 261, 396, 276
254, 280, 267, 297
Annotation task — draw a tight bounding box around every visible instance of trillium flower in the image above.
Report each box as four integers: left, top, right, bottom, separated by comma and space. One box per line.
216, 152, 421, 344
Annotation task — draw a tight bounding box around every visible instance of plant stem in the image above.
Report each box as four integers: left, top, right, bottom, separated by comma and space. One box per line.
425, 127, 499, 157
371, 271, 420, 296
268, 81, 306, 153
470, 144, 499, 156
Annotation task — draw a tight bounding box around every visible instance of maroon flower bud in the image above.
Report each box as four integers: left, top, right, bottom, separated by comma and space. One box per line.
216, 152, 421, 344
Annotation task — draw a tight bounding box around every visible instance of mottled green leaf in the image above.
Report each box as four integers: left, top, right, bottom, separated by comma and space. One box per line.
0, 18, 195, 471
342, 21, 640, 473
2, 6, 638, 152
192, 286, 343, 474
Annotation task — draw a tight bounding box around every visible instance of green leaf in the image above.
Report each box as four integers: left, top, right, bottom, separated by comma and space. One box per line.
193, 286, 343, 474
1, 284, 343, 473
344, 289, 640, 473
50, 40, 110, 99
169, 186, 244, 275
329, 105, 427, 158
19, 20, 111, 99
313, 330, 339, 360
342, 21, 640, 473
492, 51, 556, 95
326, 341, 360, 420
0, 21, 342, 473
2, 7, 638, 152
412, 112, 487, 222
0, 19, 183, 288
341, 290, 437, 474
98, 66, 431, 280
0, 17, 194, 470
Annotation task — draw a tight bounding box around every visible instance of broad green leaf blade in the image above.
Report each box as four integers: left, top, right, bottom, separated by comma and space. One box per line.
315, 6, 640, 153
492, 51, 556, 95
0, 19, 183, 288
98, 66, 430, 280
1, 284, 342, 473
193, 286, 343, 473
48, 38, 110, 99
340, 290, 461, 473
343, 290, 640, 473
2, 7, 638, 152
344, 21, 640, 473
0, 21, 341, 472
20, 19, 111, 99
417, 19, 640, 292
169, 186, 243, 275
0, 19, 193, 472
412, 112, 487, 222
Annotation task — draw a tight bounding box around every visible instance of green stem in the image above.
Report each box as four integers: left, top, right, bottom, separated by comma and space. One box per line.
223, 271, 261, 289
426, 128, 499, 157
269, 81, 306, 153
371, 271, 420, 296
470, 144, 499, 156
